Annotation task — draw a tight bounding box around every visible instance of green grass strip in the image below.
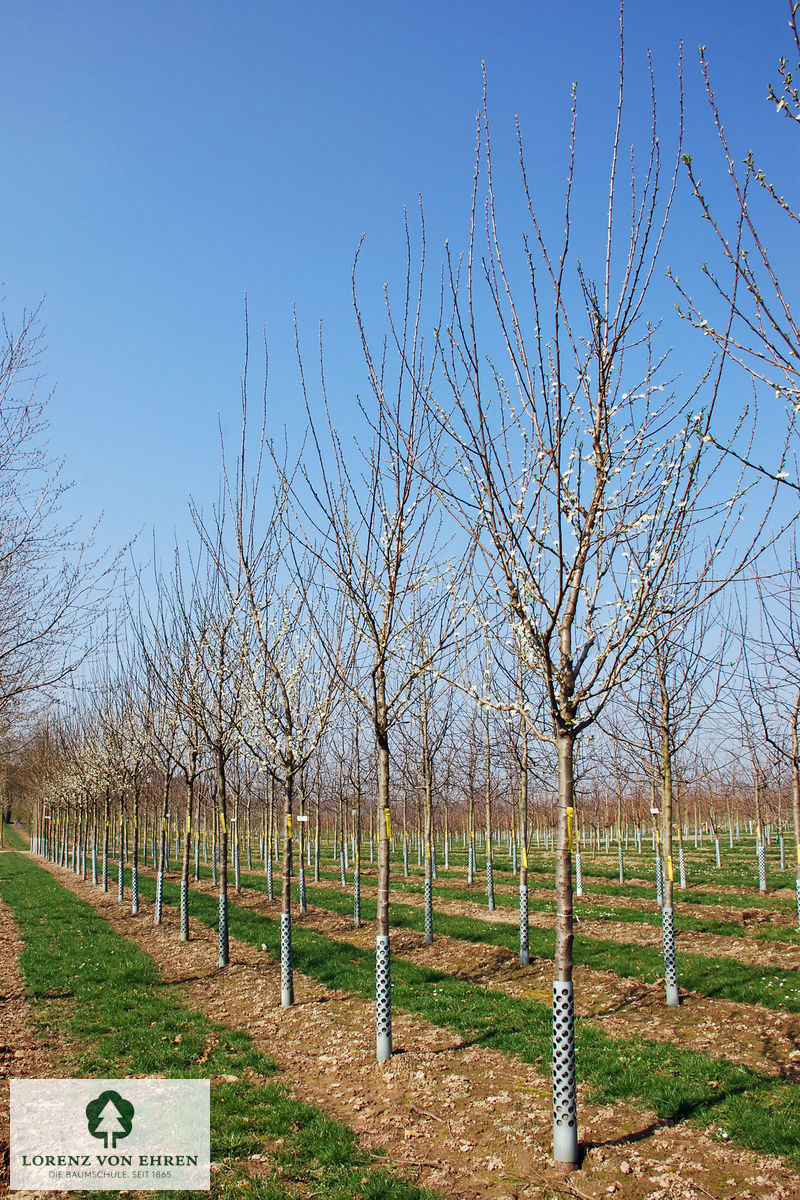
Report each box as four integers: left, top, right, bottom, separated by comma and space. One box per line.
178, 857, 800, 1006
1, 822, 28, 850
308, 884, 800, 1011
222, 866, 800, 1014
0, 852, 438, 1200
317, 854, 798, 913
122, 866, 800, 1167
319, 868, 798, 945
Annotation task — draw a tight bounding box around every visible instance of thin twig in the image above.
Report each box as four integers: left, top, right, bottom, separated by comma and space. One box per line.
409, 1103, 447, 1124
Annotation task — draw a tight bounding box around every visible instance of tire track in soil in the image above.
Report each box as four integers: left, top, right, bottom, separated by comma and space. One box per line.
31, 855, 799, 1200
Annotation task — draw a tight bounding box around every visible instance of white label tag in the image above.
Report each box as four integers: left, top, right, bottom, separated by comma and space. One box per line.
10, 1079, 210, 1191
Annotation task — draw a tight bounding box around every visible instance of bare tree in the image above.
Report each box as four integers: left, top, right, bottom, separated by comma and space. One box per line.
430, 22, 760, 1165
225, 383, 347, 1007
297, 223, 456, 1062
619, 594, 734, 1004
0, 305, 119, 724
739, 546, 800, 925
671, 1, 799, 488
173, 530, 243, 969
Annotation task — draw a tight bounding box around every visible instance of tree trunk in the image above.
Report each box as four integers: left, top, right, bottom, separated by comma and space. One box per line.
485, 707, 495, 911
354, 729, 362, 928
117, 796, 125, 903
298, 780, 307, 915
131, 783, 140, 915
154, 772, 170, 925
467, 782, 475, 885
519, 718, 529, 965
792, 709, 800, 940
102, 790, 110, 891
216, 750, 230, 968
422, 702, 434, 944
375, 670, 392, 1062
756, 770, 767, 893
180, 755, 196, 942
281, 768, 295, 1005
552, 727, 578, 1165
659, 703, 679, 1007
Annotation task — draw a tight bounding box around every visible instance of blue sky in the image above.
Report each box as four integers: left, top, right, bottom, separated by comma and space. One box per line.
0, 1, 792, 563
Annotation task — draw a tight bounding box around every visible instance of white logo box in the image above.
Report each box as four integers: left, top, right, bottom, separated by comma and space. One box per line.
10, 1079, 210, 1191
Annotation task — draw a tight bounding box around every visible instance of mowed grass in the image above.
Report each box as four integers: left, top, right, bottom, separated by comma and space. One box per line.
303, 884, 800, 1011
117, 865, 800, 1168
311, 864, 799, 944
0, 851, 439, 1200
189, 860, 800, 1014
290, 838, 799, 917
2, 821, 28, 850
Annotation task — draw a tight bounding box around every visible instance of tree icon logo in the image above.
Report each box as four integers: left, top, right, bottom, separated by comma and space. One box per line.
85, 1090, 135, 1149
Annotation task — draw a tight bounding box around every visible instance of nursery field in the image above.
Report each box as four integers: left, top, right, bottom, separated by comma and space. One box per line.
2, 827, 799, 1200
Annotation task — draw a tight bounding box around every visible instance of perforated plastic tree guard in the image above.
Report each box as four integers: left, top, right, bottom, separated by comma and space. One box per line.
280, 911, 293, 1006
552, 980, 578, 1163
376, 934, 392, 1061
661, 905, 679, 1006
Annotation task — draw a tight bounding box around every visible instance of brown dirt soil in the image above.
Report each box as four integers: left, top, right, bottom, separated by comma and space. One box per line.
331, 875, 800, 973
24, 853, 800, 1200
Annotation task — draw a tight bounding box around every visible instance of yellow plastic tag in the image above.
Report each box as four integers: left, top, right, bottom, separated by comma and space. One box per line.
426, 840, 431, 860
471, 829, 475, 840
220, 812, 226, 834
162, 817, 167, 833
522, 846, 528, 869
667, 855, 674, 882
287, 814, 292, 839
186, 814, 191, 834
566, 807, 574, 852
384, 807, 391, 840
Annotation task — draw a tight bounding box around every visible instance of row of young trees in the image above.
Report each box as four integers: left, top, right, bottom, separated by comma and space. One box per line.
23, 686, 799, 894
4, 1, 799, 1172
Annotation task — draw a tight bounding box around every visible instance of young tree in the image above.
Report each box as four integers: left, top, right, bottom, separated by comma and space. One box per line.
297, 224, 456, 1061
739, 547, 800, 926
174, 535, 243, 969
211, 352, 350, 1006
623, 596, 734, 1004
431, 28, 757, 1165
0, 305, 117, 724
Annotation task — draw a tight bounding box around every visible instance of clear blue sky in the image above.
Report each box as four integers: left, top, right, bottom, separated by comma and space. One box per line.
0, 1, 792, 562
